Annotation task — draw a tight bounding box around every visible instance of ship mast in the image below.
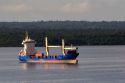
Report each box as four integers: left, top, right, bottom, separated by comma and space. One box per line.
45, 37, 78, 56
45, 37, 65, 56
45, 37, 49, 56
61, 39, 65, 55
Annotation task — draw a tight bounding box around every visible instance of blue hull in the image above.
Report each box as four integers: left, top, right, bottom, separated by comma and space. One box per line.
19, 53, 79, 62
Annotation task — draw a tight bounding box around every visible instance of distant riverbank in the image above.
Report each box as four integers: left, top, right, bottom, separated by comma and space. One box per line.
0, 21, 125, 47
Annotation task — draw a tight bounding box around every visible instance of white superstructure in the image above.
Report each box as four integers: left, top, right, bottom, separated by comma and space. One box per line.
21, 32, 36, 56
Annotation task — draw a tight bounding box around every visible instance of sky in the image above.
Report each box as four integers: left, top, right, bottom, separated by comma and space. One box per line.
0, 0, 125, 21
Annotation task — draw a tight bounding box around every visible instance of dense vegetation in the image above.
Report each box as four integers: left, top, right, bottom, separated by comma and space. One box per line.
0, 21, 125, 47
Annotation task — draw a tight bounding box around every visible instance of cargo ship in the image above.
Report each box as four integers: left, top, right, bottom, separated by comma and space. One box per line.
18, 32, 79, 64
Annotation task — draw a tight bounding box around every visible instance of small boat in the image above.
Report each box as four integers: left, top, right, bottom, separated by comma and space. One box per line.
18, 32, 79, 64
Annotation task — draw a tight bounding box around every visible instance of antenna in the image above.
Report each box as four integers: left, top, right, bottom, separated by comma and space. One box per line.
25, 31, 29, 39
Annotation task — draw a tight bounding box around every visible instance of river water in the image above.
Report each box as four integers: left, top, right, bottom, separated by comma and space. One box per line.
0, 46, 125, 83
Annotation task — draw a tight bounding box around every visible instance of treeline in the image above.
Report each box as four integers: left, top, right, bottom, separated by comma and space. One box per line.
1, 21, 125, 29
0, 21, 125, 47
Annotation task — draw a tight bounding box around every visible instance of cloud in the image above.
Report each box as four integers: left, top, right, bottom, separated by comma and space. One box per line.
0, 3, 31, 13
0, 0, 125, 21
61, 2, 91, 13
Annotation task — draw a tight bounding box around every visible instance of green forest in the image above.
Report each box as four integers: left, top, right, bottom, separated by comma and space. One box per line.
0, 21, 125, 47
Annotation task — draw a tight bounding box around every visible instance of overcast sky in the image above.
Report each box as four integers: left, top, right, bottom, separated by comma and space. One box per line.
0, 0, 125, 21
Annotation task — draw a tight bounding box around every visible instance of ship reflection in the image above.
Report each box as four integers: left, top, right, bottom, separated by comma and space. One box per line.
20, 63, 37, 70
20, 62, 79, 70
